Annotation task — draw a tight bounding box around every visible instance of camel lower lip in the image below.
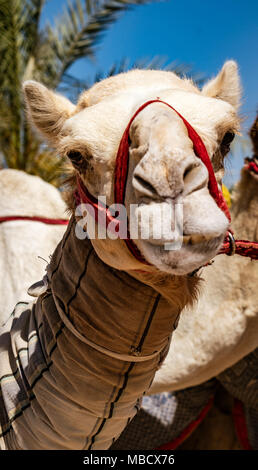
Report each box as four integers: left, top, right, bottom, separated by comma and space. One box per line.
145, 233, 221, 247
182, 233, 219, 245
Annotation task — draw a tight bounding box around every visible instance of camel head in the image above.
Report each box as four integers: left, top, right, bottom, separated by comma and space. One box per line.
23, 61, 241, 276
231, 114, 258, 226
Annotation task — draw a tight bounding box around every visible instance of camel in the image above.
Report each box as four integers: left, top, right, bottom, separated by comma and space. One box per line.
0, 61, 241, 450
111, 118, 258, 450
0, 170, 68, 325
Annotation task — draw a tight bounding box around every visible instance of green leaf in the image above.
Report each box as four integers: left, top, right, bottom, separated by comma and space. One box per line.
0, 0, 200, 188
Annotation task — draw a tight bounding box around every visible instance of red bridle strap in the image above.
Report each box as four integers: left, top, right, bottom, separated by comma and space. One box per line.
218, 156, 258, 259
245, 159, 258, 175
114, 99, 230, 262
0, 215, 69, 225
219, 235, 258, 260
75, 174, 148, 263
76, 176, 116, 228
114, 99, 231, 221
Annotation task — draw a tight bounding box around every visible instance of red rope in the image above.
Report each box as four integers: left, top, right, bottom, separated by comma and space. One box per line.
156, 396, 214, 450
219, 236, 258, 260
76, 176, 116, 228
232, 399, 252, 450
114, 100, 231, 221
75, 175, 148, 263
113, 100, 232, 262
246, 160, 258, 175
219, 157, 258, 259
0, 215, 69, 226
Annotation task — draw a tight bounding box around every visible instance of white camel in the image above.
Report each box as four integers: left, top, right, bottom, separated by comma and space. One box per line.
0, 170, 68, 325
0, 61, 241, 450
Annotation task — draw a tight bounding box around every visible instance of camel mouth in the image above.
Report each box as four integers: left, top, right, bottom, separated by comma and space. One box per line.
143, 232, 223, 248
130, 192, 229, 256
136, 232, 225, 276
182, 233, 222, 246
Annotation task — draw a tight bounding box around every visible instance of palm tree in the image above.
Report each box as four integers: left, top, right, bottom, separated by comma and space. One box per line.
0, 0, 159, 184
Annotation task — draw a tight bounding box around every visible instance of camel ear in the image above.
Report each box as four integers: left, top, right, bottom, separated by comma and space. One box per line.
202, 61, 241, 109
23, 81, 76, 143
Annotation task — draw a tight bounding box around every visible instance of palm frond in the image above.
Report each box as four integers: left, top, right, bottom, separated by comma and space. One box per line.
1, 0, 203, 189
0, 0, 25, 167
23, 1, 45, 56
25, 148, 67, 186
58, 56, 204, 102
0, 0, 159, 182
38, 0, 155, 86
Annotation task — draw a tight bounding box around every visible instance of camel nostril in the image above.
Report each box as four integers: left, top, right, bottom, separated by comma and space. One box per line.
183, 164, 198, 181
183, 162, 208, 196
133, 174, 158, 196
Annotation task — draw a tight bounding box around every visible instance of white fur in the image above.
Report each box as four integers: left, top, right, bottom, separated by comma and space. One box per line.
149, 254, 258, 393
0, 170, 67, 324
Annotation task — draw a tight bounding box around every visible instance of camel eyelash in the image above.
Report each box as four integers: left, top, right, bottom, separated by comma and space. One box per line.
67, 150, 84, 162
218, 131, 235, 159
66, 150, 90, 174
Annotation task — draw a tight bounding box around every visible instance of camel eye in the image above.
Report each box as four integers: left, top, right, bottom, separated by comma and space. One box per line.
222, 132, 235, 146
67, 150, 83, 163
220, 131, 235, 156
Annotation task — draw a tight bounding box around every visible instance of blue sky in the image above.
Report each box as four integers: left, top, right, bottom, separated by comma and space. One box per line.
41, 0, 258, 185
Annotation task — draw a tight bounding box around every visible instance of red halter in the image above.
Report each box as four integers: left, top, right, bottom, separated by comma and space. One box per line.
218, 156, 258, 260
0, 215, 69, 226
114, 100, 231, 220
75, 100, 258, 264
244, 156, 258, 175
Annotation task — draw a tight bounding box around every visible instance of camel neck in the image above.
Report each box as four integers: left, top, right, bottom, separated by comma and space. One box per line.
231, 172, 258, 241
46, 217, 178, 359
